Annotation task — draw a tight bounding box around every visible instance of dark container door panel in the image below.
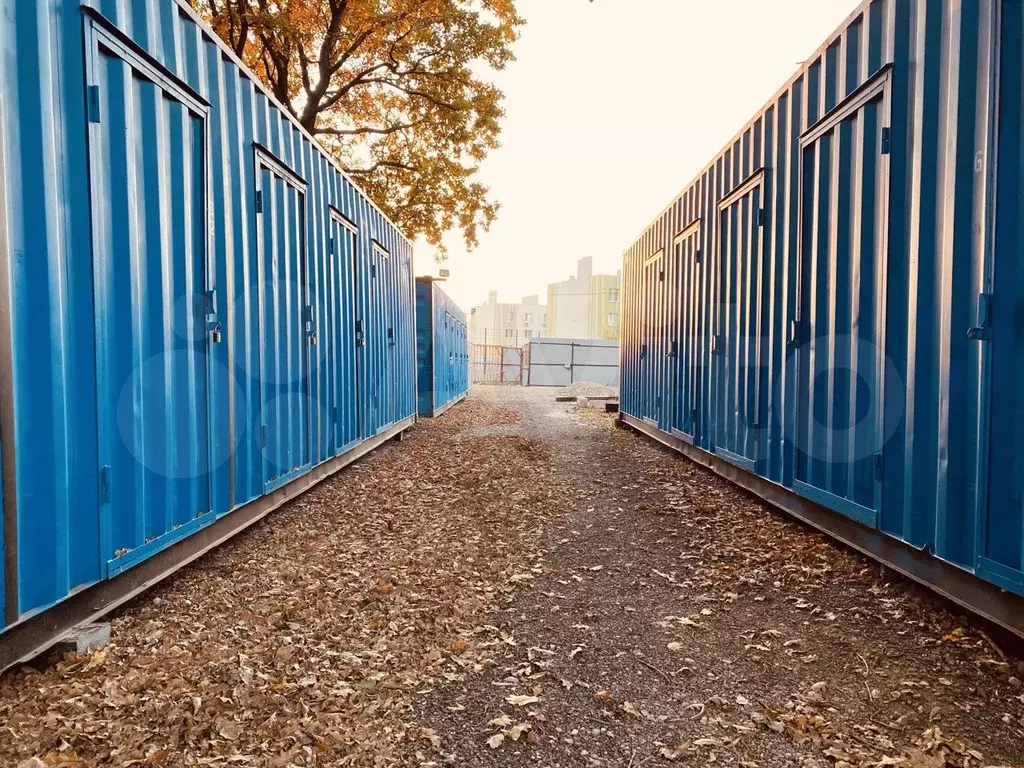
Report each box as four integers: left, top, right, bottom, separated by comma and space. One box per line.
379, 244, 398, 428
362, 243, 389, 435
670, 223, 702, 441
328, 213, 360, 450
257, 163, 310, 490
979, 3, 1024, 593
714, 173, 765, 472
794, 69, 891, 527
86, 26, 212, 575
640, 251, 664, 425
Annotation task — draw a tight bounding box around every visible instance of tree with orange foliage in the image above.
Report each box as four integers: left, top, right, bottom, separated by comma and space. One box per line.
192, 0, 522, 258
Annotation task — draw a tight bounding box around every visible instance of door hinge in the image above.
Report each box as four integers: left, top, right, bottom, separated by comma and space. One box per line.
87, 85, 101, 123
967, 292, 993, 340
881, 126, 891, 155
260, 424, 268, 448
757, 207, 767, 226
873, 452, 884, 482
255, 190, 263, 213
99, 465, 111, 503
711, 334, 722, 354
371, 263, 377, 279
332, 406, 338, 424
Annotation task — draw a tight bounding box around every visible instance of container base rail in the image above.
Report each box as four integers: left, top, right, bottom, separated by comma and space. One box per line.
0, 416, 414, 673
427, 392, 466, 419
619, 413, 1024, 641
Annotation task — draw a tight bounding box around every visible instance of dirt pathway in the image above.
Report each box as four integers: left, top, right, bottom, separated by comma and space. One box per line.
414, 387, 1024, 768
1, 388, 1022, 768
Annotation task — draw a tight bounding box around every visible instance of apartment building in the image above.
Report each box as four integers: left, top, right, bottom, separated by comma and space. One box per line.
469, 291, 547, 346
546, 257, 621, 340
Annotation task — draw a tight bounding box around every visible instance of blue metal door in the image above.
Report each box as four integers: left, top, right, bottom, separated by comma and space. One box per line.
714, 172, 765, 472
670, 223, 702, 441
640, 252, 664, 424
361, 242, 391, 435
328, 211, 360, 450
793, 69, 891, 527
978, 4, 1024, 593
86, 22, 213, 574
256, 155, 311, 490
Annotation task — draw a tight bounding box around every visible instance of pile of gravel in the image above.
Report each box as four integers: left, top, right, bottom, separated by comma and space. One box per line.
560, 381, 618, 399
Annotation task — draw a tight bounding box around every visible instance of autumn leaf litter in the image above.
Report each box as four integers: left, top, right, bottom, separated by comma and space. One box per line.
2, 387, 1023, 768
0, 398, 559, 767
410, 387, 1024, 768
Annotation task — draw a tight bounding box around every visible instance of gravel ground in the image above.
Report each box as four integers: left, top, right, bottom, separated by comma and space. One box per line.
2, 387, 1023, 768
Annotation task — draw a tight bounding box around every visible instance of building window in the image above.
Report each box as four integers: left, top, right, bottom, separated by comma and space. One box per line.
525, 330, 533, 338
504, 329, 514, 338
608, 313, 618, 327
506, 312, 515, 322
524, 313, 533, 324
609, 288, 619, 303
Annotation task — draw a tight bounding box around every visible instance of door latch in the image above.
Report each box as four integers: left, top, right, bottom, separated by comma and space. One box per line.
788, 319, 803, 347
99, 465, 111, 503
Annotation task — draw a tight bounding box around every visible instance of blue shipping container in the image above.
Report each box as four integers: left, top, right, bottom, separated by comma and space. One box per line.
416, 278, 469, 417
620, 0, 1024, 634
0, 0, 417, 667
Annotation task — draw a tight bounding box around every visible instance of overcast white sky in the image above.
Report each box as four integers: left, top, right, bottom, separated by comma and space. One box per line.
411, 0, 858, 311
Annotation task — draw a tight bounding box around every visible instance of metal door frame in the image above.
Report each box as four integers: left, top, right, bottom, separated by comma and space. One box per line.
641, 249, 663, 425
714, 167, 766, 473
254, 146, 311, 491
670, 220, 702, 443
83, 13, 215, 576
792, 64, 893, 526
329, 207, 361, 451
975, 0, 1024, 592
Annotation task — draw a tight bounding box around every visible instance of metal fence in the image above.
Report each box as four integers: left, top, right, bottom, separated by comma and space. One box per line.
526, 339, 619, 387
470, 344, 526, 384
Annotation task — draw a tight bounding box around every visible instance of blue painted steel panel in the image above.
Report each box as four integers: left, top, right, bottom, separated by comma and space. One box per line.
982, 0, 1024, 589
415, 278, 468, 417
0, 0, 416, 631
84, 21, 213, 573
622, 0, 1024, 602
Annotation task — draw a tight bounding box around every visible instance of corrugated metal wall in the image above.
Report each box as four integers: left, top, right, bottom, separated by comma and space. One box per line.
0, 0, 416, 628
622, 0, 1024, 601
415, 279, 468, 417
